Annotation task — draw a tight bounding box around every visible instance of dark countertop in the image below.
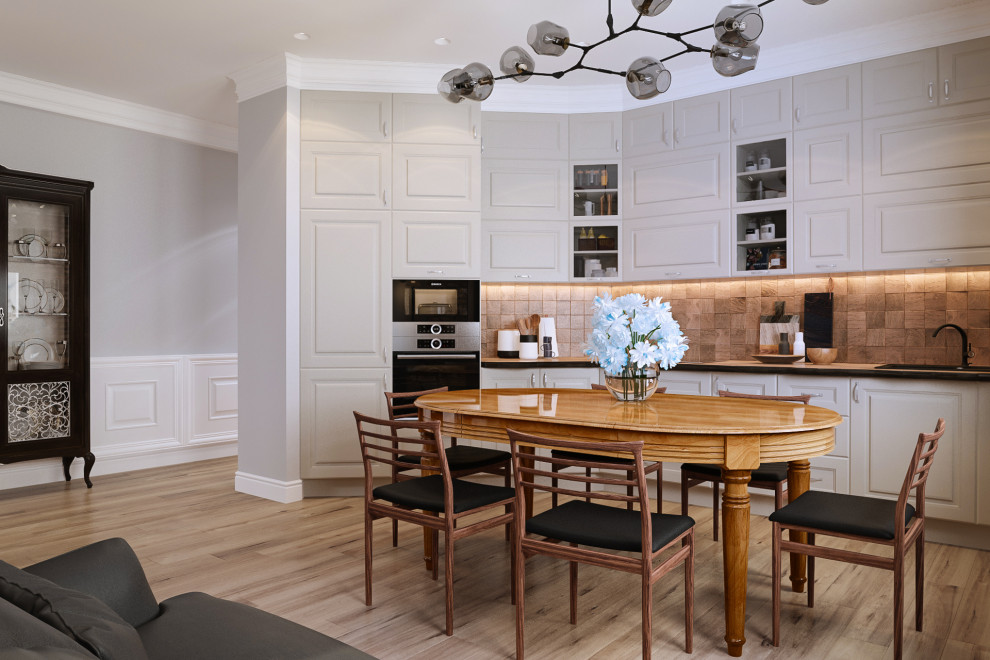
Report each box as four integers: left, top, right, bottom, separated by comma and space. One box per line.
480, 357, 990, 381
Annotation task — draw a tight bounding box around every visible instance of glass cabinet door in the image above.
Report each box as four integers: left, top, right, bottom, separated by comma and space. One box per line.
7, 198, 70, 373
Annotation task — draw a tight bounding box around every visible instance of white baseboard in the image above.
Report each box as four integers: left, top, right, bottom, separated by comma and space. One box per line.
0, 353, 238, 491
235, 471, 303, 503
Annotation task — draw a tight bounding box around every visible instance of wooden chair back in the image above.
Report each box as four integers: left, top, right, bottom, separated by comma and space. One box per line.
506, 429, 652, 546
896, 417, 945, 537
717, 389, 812, 404
384, 386, 448, 421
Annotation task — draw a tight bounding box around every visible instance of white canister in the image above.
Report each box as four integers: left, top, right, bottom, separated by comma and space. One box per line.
759, 219, 775, 240
792, 331, 806, 361
497, 329, 520, 358
519, 335, 539, 360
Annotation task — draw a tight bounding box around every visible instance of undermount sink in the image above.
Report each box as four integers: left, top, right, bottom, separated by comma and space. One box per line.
875, 363, 990, 373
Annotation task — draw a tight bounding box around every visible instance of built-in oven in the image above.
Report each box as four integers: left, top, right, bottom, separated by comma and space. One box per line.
392, 279, 480, 392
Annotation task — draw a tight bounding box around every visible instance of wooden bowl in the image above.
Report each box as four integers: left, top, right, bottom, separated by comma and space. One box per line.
806, 348, 838, 364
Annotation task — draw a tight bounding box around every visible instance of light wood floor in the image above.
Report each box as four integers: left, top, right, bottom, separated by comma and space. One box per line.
0, 457, 987, 659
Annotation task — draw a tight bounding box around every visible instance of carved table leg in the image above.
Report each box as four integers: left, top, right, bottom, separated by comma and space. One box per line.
83, 453, 95, 488
61, 456, 73, 482
787, 459, 811, 593
721, 468, 751, 658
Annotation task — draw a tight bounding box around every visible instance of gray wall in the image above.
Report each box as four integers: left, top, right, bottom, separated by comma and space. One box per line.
0, 101, 237, 357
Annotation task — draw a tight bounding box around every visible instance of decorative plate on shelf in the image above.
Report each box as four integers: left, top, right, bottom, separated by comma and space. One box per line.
18, 278, 48, 313
44, 286, 65, 313
16, 234, 48, 258
751, 354, 805, 364
18, 338, 54, 362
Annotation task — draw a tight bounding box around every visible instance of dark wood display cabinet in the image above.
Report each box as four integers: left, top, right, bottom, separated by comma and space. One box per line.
0, 166, 92, 486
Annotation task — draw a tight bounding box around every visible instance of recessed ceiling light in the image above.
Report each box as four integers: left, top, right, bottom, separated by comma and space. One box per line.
293, 32, 310, 41
434, 37, 451, 46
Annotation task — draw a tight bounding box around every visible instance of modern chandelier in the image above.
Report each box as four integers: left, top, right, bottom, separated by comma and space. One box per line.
438, 0, 830, 103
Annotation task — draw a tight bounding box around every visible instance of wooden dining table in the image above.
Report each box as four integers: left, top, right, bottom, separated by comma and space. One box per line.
416, 387, 842, 657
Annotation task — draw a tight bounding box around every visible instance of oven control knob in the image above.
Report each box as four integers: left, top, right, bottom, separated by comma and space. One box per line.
430, 338, 443, 350
430, 324, 442, 335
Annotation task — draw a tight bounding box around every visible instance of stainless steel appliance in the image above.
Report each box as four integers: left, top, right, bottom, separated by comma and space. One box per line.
392, 279, 480, 391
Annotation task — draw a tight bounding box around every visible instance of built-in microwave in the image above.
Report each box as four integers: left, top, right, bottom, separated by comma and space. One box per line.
392, 279, 479, 323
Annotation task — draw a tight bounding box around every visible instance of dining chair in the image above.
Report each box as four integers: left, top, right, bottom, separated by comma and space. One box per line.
550, 385, 666, 512
507, 428, 694, 660
680, 390, 812, 540
385, 386, 512, 546
353, 411, 516, 636
770, 418, 945, 660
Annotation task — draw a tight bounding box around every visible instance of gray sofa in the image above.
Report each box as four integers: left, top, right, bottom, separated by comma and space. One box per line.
0, 538, 375, 660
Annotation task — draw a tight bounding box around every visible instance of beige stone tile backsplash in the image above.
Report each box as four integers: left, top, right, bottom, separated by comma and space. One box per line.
480, 267, 990, 366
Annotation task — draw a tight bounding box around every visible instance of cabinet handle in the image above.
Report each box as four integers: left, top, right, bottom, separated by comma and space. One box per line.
543, 372, 548, 386
816, 264, 837, 269
801, 392, 823, 398
731, 118, 738, 134
928, 257, 952, 264
852, 382, 859, 403
615, 139, 620, 153
473, 125, 478, 140
428, 269, 445, 275
944, 79, 950, 101
714, 377, 722, 391
673, 129, 680, 144
384, 372, 388, 390
382, 189, 388, 206
384, 345, 389, 363
531, 373, 536, 387
665, 271, 681, 277
382, 121, 388, 138
662, 129, 669, 146
795, 106, 802, 123
480, 137, 484, 153
928, 82, 935, 102
514, 274, 531, 279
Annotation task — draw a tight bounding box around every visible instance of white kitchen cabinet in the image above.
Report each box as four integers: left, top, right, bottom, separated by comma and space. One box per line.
391, 143, 480, 212
300, 368, 389, 479
863, 99, 990, 193
480, 366, 600, 389
392, 211, 480, 279
777, 374, 851, 458
850, 377, 978, 523
978, 383, 990, 526
793, 121, 862, 200
623, 210, 731, 281
730, 78, 792, 140
392, 93, 480, 145
482, 220, 568, 282
793, 196, 863, 273
622, 143, 730, 217
792, 63, 862, 128
862, 49, 939, 118
622, 102, 673, 157
481, 112, 569, 160
569, 112, 622, 161
659, 370, 712, 397
673, 91, 730, 149
863, 182, 990, 270
300, 209, 391, 369
301, 141, 390, 210
938, 36, 990, 106
732, 204, 791, 276
481, 158, 569, 221
300, 91, 392, 142
712, 372, 777, 396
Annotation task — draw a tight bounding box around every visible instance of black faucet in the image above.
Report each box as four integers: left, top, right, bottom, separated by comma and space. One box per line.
932, 323, 975, 367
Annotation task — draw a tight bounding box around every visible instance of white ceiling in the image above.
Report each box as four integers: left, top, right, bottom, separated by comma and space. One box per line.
1, 0, 988, 130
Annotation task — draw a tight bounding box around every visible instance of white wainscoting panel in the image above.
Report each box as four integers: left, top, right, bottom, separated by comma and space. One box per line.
0, 354, 237, 491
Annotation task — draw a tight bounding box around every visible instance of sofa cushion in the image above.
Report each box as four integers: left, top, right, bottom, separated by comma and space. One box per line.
138, 592, 377, 660
0, 561, 147, 660
0, 649, 95, 659
0, 597, 91, 656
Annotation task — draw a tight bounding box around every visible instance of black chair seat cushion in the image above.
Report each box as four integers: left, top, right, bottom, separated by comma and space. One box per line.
137, 592, 377, 660
526, 500, 694, 552
551, 449, 634, 466
398, 445, 510, 472
768, 490, 916, 540
373, 475, 515, 514
681, 461, 790, 482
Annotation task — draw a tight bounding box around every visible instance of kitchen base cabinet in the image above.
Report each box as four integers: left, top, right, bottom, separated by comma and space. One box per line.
713, 372, 777, 396
480, 366, 599, 390
850, 377, 977, 523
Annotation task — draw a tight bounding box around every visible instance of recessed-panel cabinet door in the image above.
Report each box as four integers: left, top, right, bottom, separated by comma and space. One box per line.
480, 367, 539, 389
850, 378, 977, 523
301, 91, 391, 142
392, 211, 480, 279
301, 142, 390, 210
792, 64, 862, 128
300, 368, 388, 479
938, 36, 990, 106
623, 211, 730, 281
482, 221, 568, 282
543, 368, 600, 389
730, 78, 792, 140
392, 144, 480, 212
622, 103, 673, 157
392, 93, 480, 145
863, 49, 939, 118
482, 159, 569, 220
481, 112, 568, 159
300, 210, 391, 368
673, 91, 729, 148
793, 197, 863, 274
569, 112, 622, 161
623, 144, 730, 217
793, 122, 862, 200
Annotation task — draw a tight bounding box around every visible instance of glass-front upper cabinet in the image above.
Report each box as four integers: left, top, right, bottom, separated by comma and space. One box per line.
0, 166, 93, 487
8, 198, 71, 372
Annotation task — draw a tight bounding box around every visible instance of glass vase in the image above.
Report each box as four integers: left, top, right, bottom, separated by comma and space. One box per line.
603, 367, 659, 402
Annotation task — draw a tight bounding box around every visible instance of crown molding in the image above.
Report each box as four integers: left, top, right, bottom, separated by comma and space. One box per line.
0, 69, 237, 152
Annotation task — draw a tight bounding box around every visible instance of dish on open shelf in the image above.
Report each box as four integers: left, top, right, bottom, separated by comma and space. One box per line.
15, 234, 48, 258
751, 354, 804, 364
18, 278, 48, 313
17, 338, 54, 363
